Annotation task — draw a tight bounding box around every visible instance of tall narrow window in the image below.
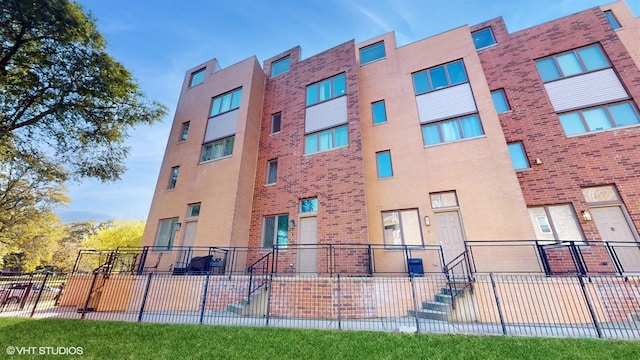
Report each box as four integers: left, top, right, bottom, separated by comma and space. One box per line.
179, 122, 190, 141
372, 100, 387, 125
507, 142, 530, 170
491, 89, 510, 113
266, 159, 278, 185
262, 215, 289, 247
604, 10, 621, 30
189, 68, 206, 87
360, 41, 385, 65
168, 166, 179, 190
376, 151, 393, 178
271, 113, 281, 134
472, 28, 496, 49
271, 56, 290, 77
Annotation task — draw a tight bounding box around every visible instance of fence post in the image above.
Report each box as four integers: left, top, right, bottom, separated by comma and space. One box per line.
577, 274, 603, 338
29, 272, 50, 318
337, 274, 342, 330
199, 273, 211, 325
265, 273, 273, 327
137, 272, 154, 323
409, 274, 421, 333
80, 272, 100, 320
489, 273, 507, 335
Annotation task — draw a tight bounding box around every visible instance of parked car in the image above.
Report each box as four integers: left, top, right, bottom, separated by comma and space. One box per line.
0, 283, 59, 305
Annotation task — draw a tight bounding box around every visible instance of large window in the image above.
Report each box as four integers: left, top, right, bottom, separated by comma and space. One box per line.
271, 112, 281, 134
154, 218, 179, 250
412, 60, 468, 95
201, 136, 234, 162
306, 73, 346, 106
179, 122, 190, 141
262, 215, 289, 247
189, 68, 205, 87
376, 151, 393, 178
421, 114, 484, 146
507, 142, 530, 170
304, 125, 348, 154
472, 28, 496, 50
360, 41, 385, 65
558, 101, 640, 136
382, 209, 423, 247
528, 205, 584, 243
168, 166, 179, 190
491, 89, 510, 113
266, 159, 278, 185
372, 100, 387, 125
271, 56, 290, 77
210, 88, 242, 117
535, 45, 609, 82
604, 10, 622, 30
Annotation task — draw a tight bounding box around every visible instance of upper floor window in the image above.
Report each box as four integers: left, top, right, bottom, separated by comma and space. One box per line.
491, 89, 510, 113
360, 42, 385, 65
271, 56, 290, 77
412, 60, 468, 95
168, 166, 179, 190
210, 88, 242, 117
372, 100, 387, 125
422, 114, 484, 146
201, 136, 234, 162
376, 151, 393, 178
189, 68, 206, 87
472, 28, 496, 50
604, 10, 621, 30
179, 122, 190, 141
271, 113, 281, 134
266, 159, 278, 185
507, 142, 530, 170
558, 101, 640, 136
535, 45, 609, 82
306, 73, 346, 106
304, 125, 348, 155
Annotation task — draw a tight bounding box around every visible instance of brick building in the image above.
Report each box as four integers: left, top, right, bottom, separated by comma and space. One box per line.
140, 1, 640, 276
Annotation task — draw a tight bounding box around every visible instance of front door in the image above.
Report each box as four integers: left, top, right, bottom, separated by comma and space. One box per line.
591, 206, 640, 273
297, 217, 318, 274
435, 211, 466, 264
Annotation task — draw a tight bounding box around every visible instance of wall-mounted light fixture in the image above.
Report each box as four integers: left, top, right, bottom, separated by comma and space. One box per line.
175, 222, 182, 231
289, 219, 295, 229
534, 158, 543, 165
581, 210, 592, 222
424, 216, 431, 226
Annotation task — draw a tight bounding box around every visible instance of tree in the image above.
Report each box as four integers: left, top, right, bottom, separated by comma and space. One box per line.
82, 220, 144, 250
0, 0, 167, 183
46, 220, 102, 272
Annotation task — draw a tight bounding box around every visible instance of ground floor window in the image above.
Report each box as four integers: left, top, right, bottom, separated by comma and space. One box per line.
528, 204, 584, 244
263, 214, 289, 247
382, 209, 423, 248
154, 218, 179, 250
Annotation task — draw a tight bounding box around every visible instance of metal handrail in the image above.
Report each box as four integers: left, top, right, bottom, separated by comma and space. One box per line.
443, 250, 473, 309
246, 252, 273, 302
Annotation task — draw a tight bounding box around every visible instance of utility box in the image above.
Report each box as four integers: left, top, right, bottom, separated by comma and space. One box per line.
407, 258, 424, 277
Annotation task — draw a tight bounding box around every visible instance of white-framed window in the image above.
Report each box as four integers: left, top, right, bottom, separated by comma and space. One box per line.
528, 205, 584, 243
372, 100, 387, 125
262, 214, 289, 247
189, 68, 206, 87
491, 89, 510, 113
154, 218, 179, 250
382, 209, 423, 247
210, 88, 242, 117
304, 125, 348, 155
535, 45, 609, 82
168, 166, 179, 190
430, 192, 458, 209
412, 60, 468, 95
376, 150, 393, 178
271, 112, 281, 134
179, 121, 190, 142
266, 159, 278, 185
201, 136, 234, 162
558, 101, 640, 136
421, 114, 484, 146
271, 56, 290, 77
306, 73, 346, 106
360, 41, 385, 65
472, 27, 496, 50
507, 142, 530, 170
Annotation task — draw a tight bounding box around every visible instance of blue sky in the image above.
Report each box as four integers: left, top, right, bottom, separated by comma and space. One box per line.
60, 0, 640, 222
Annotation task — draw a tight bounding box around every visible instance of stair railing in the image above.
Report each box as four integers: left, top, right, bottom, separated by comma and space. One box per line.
246, 252, 273, 303
443, 250, 473, 309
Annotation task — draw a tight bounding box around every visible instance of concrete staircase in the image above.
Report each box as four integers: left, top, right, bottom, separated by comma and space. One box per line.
226, 287, 269, 316
408, 281, 476, 322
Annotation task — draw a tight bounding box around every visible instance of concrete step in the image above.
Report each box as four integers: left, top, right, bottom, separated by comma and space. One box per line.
408, 308, 452, 322
226, 303, 245, 315
440, 286, 467, 296
422, 300, 451, 312
434, 293, 453, 305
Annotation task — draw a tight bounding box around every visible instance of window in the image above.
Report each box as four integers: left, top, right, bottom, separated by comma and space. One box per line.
558, 101, 640, 136
306, 73, 346, 106
304, 125, 348, 154
412, 60, 468, 95
210, 88, 242, 117
154, 218, 179, 250
201, 136, 234, 162
604, 10, 621, 30
421, 114, 484, 146
528, 205, 584, 243
372, 100, 387, 125
491, 89, 510, 113
271, 56, 290, 77
179, 122, 190, 141
430, 192, 458, 209
382, 209, 423, 247
300, 198, 318, 213
360, 42, 385, 65
472, 28, 496, 50
187, 203, 201, 218
376, 151, 393, 178
168, 166, 179, 190
507, 142, 530, 170
271, 113, 281, 134
535, 45, 609, 82
189, 68, 206, 87
266, 159, 278, 185
262, 215, 289, 247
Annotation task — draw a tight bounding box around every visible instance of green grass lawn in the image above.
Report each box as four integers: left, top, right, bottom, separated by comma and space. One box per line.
0, 318, 639, 359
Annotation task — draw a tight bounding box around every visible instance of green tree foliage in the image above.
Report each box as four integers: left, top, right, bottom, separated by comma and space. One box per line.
82, 220, 144, 250
0, 0, 167, 183
47, 220, 102, 272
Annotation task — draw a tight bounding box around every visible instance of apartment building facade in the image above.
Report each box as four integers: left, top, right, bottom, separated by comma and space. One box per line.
140, 1, 640, 275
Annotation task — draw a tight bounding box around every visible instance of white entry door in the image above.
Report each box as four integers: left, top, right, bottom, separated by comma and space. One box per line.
297, 217, 318, 274
435, 211, 466, 263
591, 206, 640, 273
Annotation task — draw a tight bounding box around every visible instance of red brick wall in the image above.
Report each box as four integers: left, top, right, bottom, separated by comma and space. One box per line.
247, 41, 369, 271
473, 9, 640, 242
